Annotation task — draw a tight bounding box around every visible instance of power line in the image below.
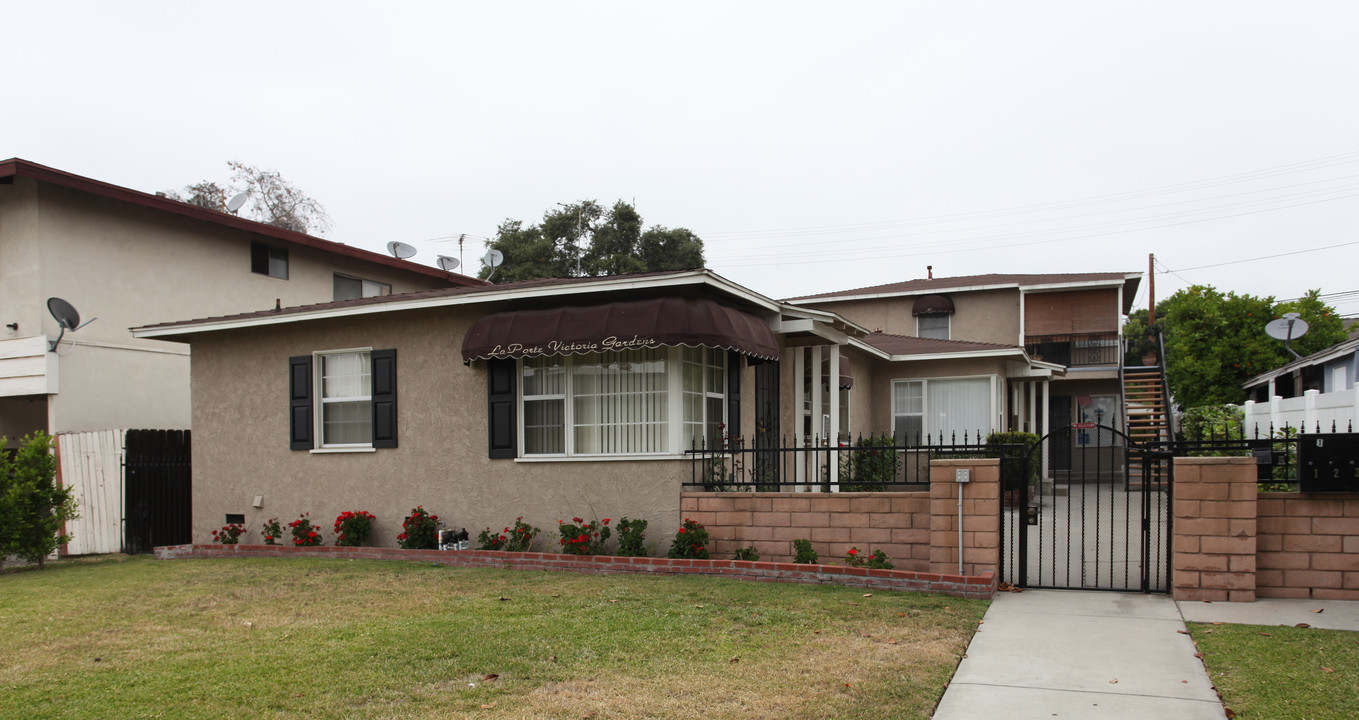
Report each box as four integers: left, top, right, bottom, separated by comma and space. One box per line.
1168, 240, 1359, 272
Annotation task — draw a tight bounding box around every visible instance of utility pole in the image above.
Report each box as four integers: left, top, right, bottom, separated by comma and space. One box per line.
1148, 253, 1156, 326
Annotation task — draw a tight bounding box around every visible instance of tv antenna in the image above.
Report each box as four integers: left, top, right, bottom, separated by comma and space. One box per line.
1264, 312, 1309, 360
47, 297, 98, 351
482, 248, 504, 282
225, 192, 249, 214
386, 241, 418, 260
436, 255, 460, 272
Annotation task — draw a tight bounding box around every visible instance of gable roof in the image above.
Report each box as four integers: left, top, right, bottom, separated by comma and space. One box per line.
0, 157, 484, 288
1241, 335, 1359, 389
786, 272, 1142, 313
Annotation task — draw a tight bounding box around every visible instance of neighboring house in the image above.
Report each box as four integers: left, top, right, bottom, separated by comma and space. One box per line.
130, 267, 1140, 549
1240, 335, 1359, 434
787, 271, 1147, 470
0, 158, 481, 551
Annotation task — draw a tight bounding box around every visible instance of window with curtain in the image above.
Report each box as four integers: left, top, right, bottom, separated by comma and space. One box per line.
917, 314, 950, 340
318, 351, 371, 446
893, 377, 994, 442
520, 347, 723, 456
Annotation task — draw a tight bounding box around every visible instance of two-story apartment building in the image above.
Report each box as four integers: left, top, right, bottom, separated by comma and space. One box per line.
1, 158, 482, 552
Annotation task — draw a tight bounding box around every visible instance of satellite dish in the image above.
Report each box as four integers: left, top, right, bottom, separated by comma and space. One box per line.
436, 255, 460, 272
482, 249, 504, 268
387, 241, 418, 260
46, 297, 97, 351
1264, 312, 1309, 360
225, 192, 249, 214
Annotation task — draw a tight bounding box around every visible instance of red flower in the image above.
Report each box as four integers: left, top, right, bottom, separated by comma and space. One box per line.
678, 528, 686, 534
602, 518, 611, 524
847, 548, 858, 556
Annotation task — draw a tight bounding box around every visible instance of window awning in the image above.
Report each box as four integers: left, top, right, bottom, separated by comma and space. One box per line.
913, 294, 955, 316
460, 297, 779, 363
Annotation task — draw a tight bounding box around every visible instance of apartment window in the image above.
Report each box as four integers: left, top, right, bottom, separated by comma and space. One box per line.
251, 241, 288, 279
334, 274, 392, 301
892, 377, 993, 442
289, 349, 397, 450
516, 347, 726, 457
917, 314, 950, 340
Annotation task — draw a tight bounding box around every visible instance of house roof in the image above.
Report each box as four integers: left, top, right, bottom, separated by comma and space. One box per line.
786, 272, 1143, 314
132, 269, 787, 342
857, 332, 1022, 358
1241, 335, 1359, 389
0, 157, 484, 288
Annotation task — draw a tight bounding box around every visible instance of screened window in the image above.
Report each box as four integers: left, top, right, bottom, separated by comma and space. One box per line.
519, 347, 725, 457
892, 377, 993, 442
318, 351, 371, 446
917, 314, 950, 340
333, 274, 392, 301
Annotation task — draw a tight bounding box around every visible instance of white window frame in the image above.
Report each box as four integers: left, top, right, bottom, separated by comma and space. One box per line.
518, 347, 726, 458
891, 375, 998, 442
314, 348, 374, 450
916, 313, 951, 340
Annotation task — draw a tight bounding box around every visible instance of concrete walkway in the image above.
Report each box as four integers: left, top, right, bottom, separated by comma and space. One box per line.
933, 590, 1226, 719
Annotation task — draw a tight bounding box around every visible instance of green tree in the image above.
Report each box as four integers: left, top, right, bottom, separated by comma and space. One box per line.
0, 432, 78, 569
1129, 285, 1347, 408
480, 200, 704, 281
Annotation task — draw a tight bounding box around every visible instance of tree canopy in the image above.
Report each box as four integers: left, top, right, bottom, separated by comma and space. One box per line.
1127, 286, 1346, 408
480, 200, 705, 282
163, 161, 332, 236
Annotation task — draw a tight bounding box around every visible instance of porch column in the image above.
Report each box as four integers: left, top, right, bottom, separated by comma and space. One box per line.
793, 347, 806, 493
1010, 382, 1020, 431
828, 347, 841, 492
1041, 380, 1050, 481
1028, 381, 1037, 435
810, 347, 823, 492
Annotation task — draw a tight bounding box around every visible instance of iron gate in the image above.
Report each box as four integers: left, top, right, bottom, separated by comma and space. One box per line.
123, 429, 192, 554
1001, 424, 1172, 592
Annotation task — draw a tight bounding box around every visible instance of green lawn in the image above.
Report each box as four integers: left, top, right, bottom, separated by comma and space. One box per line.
0, 555, 987, 719
1189, 621, 1359, 719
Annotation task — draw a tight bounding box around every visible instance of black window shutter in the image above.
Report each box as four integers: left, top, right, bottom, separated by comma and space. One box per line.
726, 350, 742, 438
487, 358, 517, 459
289, 355, 313, 450
371, 349, 398, 448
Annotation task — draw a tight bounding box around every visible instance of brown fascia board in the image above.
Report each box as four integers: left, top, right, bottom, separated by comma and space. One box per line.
0, 157, 485, 288
787, 272, 1142, 307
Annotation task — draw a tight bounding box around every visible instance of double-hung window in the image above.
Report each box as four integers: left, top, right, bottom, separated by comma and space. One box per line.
515, 347, 726, 457
289, 348, 397, 451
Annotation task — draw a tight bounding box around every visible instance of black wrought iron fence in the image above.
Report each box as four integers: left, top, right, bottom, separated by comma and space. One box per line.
1153, 419, 1354, 489
684, 432, 1029, 492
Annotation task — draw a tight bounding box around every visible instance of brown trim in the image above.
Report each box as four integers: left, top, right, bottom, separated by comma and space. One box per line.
0, 158, 484, 288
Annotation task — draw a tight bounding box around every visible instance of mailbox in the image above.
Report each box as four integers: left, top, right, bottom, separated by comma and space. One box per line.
1298, 434, 1359, 493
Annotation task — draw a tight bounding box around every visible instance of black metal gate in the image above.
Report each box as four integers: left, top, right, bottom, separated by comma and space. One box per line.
123, 429, 192, 554
1001, 424, 1172, 592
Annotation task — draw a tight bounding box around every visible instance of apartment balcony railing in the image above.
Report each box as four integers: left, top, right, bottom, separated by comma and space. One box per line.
1024, 332, 1122, 368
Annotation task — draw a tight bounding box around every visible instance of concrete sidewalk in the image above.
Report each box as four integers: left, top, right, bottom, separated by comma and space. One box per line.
933, 590, 1226, 719
1178, 597, 1359, 631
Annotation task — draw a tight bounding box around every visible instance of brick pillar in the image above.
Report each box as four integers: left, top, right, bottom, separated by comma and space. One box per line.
929, 458, 1000, 577
1172, 457, 1257, 602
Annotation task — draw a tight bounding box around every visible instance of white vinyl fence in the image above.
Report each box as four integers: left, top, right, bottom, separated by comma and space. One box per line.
1241, 387, 1359, 436
56, 429, 125, 555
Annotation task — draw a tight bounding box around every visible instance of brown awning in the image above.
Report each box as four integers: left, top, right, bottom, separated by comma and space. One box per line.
460, 297, 779, 363
807, 347, 854, 389
913, 293, 955, 316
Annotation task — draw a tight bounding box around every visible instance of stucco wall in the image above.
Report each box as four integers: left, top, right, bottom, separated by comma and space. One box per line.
190, 307, 689, 549
0, 176, 459, 436
802, 289, 1021, 345
865, 355, 1009, 436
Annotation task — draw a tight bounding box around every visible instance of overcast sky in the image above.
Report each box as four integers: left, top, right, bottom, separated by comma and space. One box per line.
7, 2, 1358, 315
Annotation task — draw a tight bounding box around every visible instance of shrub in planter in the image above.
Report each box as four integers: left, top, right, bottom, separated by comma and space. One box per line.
211, 523, 246, 544
261, 517, 283, 545
333, 510, 375, 547
666, 518, 709, 559
477, 527, 508, 551
734, 546, 759, 561
792, 538, 818, 564
289, 513, 323, 547
478, 518, 540, 552
986, 431, 1041, 494
558, 516, 611, 556
845, 547, 893, 570
398, 506, 439, 550
615, 517, 648, 557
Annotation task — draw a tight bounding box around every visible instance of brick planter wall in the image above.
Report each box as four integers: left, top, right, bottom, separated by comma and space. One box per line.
679, 492, 932, 569
1257, 493, 1359, 600
152, 544, 996, 599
